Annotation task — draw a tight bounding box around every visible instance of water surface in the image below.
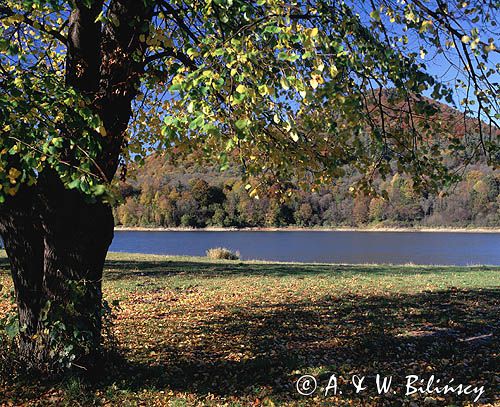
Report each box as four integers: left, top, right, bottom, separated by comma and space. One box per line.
109, 230, 500, 265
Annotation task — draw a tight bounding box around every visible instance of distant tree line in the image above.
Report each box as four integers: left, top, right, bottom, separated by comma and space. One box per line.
114, 157, 499, 228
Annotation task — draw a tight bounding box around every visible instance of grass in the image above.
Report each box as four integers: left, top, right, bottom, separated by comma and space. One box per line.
0, 250, 499, 406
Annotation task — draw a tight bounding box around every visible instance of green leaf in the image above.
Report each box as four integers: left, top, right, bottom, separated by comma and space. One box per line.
370, 9, 381, 21
235, 118, 249, 130
67, 179, 81, 190
5, 320, 19, 340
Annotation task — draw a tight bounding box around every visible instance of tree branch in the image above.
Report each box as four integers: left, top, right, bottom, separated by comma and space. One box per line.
411, 0, 499, 54
160, 1, 199, 44
144, 48, 197, 70
0, 4, 67, 44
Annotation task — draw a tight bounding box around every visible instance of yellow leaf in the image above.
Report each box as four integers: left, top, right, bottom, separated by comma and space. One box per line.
8, 168, 21, 183
96, 125, 107, 136
484, 42, 496, 53
330, 64, 339, 78
258, 85, 268, 96
4, 15, 24, 25
420, 20, 433, 33
236, 84, 247, 93
280, 76, 290, 90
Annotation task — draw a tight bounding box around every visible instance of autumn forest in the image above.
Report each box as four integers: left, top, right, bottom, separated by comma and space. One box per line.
115, 155, 499, 229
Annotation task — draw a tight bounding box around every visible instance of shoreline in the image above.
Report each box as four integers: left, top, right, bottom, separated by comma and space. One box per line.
114, 226, 500, 233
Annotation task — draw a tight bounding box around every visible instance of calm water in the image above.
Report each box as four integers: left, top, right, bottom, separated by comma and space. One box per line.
110, 230, 500, 265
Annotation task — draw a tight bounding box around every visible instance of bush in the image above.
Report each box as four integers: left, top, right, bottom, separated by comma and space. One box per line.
206, 247, 240, 260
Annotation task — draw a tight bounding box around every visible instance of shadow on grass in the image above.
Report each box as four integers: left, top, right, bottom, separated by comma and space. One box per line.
1, 253, 498, 404
1, 252, 496, 280
0, 256, 9, 271
96, 288, 499, 404
103, 258, 497, 280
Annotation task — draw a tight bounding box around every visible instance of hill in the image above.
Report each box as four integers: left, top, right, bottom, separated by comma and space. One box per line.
114, 96, 499, 229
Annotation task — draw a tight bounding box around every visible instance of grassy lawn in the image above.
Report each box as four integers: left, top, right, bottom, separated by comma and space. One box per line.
0, 251, 499, 406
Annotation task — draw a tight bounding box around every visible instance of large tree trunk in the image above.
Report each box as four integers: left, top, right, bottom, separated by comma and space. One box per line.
0, 175, 114, 372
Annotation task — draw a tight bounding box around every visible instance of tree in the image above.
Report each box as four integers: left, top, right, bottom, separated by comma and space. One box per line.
295, 202, 313, 226
0, 0, 497, 373
352, 194, 370, 225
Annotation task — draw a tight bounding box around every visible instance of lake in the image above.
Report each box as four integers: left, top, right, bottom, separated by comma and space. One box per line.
110, 230, 500, 265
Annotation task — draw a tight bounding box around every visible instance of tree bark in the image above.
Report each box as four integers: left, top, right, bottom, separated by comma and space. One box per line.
39, 171, 115, 371
0, 188, 45, 368
0, 178, 114, 372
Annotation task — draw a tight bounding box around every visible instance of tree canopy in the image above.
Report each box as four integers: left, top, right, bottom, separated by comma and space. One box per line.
0, 0, 498, 201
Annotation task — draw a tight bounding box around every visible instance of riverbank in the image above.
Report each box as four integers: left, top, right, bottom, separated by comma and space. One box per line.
1, 252, 499, 406
115, 225, 500, 233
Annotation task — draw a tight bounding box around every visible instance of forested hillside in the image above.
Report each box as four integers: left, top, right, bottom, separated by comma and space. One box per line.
114, 92, 499, 230
114, 154, 499, 228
